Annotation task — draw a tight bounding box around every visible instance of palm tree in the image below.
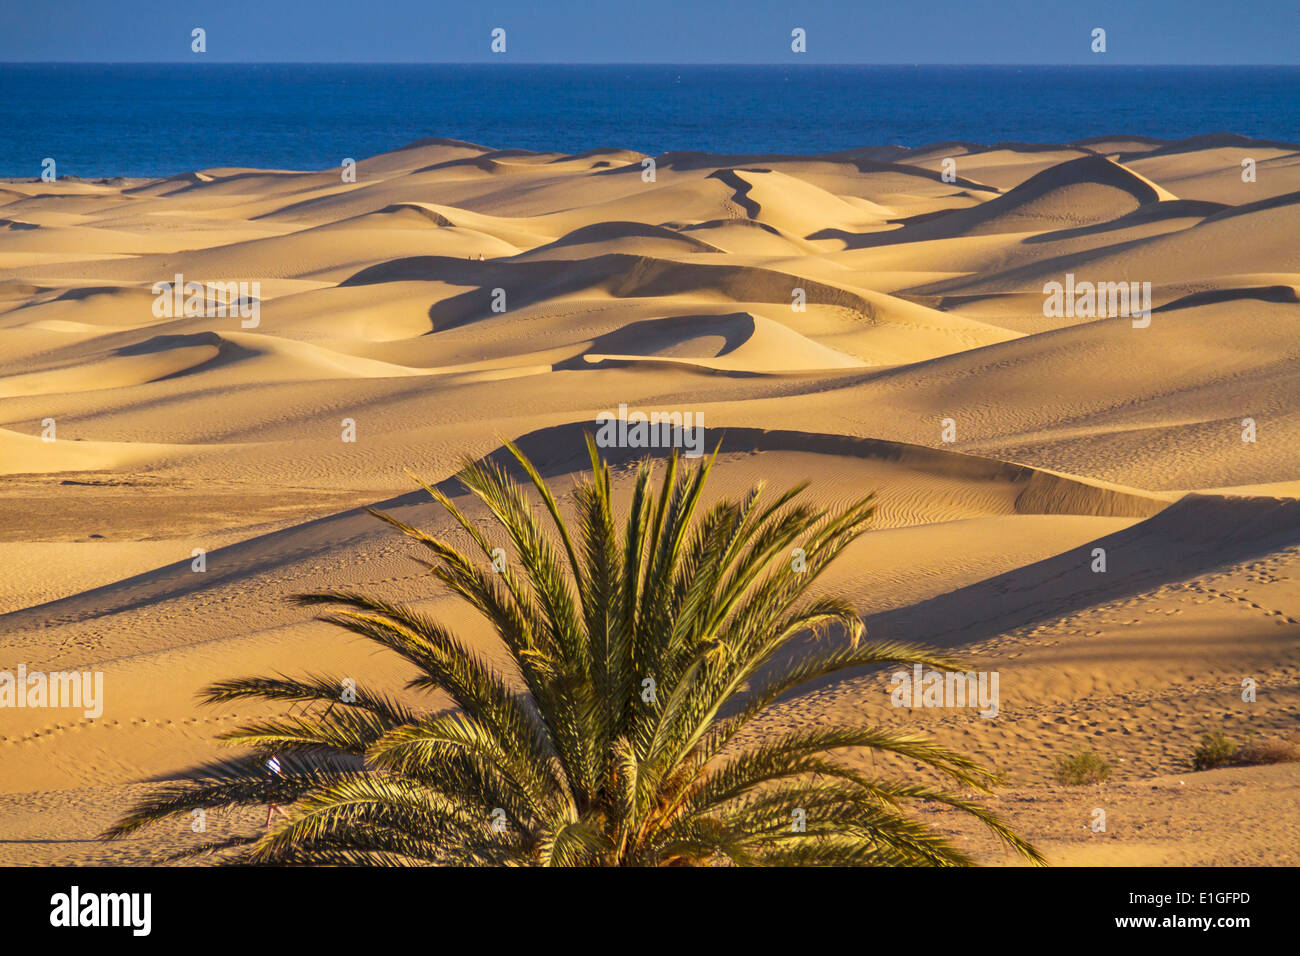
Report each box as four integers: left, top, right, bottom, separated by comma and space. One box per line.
106, 437, 1042, 866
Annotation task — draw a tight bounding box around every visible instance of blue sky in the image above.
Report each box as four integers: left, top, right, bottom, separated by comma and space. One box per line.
2, 0, 1296, 63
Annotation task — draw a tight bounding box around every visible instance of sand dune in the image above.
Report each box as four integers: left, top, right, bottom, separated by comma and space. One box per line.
519, 220, 726, 259
2, 134, 1299, 866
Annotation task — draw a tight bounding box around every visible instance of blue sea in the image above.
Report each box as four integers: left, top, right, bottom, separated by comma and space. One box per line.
1, 64, 1297, 178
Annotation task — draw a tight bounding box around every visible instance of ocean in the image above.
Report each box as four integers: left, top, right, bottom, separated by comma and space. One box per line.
2, 64, 1297, 178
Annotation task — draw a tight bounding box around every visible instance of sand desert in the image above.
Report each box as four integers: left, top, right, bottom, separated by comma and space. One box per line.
1, 133, 1299, 864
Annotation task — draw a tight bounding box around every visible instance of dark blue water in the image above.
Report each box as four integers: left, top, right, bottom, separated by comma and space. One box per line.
2, 64, 1296, 178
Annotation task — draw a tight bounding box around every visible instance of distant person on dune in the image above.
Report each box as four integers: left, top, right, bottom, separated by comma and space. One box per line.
263, 755, 291, 828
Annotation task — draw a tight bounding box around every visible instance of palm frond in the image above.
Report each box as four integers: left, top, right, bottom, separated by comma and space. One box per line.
109, 437, 1041, 868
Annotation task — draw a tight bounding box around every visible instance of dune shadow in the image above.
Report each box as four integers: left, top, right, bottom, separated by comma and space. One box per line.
768, 493, 1300, 700
1154, 285, 1300, 313
1020, 199, 1226, 245
336, 252, 878, 332
556, 312, 757, 368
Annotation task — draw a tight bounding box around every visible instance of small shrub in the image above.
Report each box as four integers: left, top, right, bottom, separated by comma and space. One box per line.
1191, 731, 1238, 771
1054, 750, 1111, 785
